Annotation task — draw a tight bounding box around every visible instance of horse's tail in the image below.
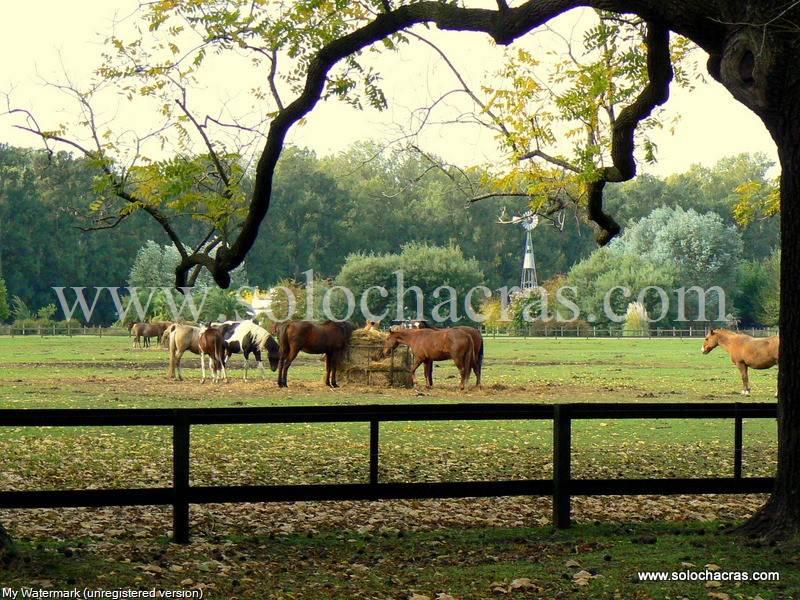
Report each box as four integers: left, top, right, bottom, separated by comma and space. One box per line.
214, 333, 226, 370
475, 332, 484, 376
463, 334, 475, 384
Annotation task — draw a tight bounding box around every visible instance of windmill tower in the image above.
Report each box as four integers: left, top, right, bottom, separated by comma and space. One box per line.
499, 209, 540, 293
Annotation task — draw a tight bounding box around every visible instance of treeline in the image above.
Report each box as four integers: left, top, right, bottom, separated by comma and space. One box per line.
0, 143, 780, 325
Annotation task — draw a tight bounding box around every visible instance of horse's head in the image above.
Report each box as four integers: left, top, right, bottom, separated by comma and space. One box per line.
381, 330, 402, 358
702, 329, 720, 354
266, 335, 280, 371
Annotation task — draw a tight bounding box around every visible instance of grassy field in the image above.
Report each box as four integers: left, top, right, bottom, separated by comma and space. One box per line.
0, 335, 791, 599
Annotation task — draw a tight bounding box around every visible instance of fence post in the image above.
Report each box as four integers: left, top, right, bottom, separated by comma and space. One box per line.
369, 420, 380, 485
172, 419, 191, 544
553, 404, 572, 529
734, 409, 743, 479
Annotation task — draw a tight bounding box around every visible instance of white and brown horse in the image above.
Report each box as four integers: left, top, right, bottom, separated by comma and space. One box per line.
702, 328, 779, 396
216, 320, 280, 380
199, 327, 228, 383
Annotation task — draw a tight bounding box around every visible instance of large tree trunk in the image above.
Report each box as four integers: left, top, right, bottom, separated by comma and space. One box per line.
741, 127, 800, 538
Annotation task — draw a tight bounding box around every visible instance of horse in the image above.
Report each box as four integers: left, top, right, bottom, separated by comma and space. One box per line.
216, 320, 280, 380
131, 321, 172, 349
381, 327, 475, 390
166, 323, 203, 380
199, 327, 228, 383
413, 323, 483, 387
702, 328, 779, 396
276, 320, 356, 388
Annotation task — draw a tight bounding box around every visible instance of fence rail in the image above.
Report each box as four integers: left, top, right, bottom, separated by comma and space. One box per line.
0, 324, 781, 338
483, 326, 779, 339
0, 402, 776, 543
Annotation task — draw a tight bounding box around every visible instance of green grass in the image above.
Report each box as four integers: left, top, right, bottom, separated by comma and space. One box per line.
3, 522, 798, 599
0, 335, 786, 598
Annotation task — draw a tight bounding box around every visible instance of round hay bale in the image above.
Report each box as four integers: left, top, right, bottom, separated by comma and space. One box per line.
323, 327, 414, 387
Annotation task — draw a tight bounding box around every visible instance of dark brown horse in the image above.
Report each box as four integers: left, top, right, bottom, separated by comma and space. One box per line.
131, 321, 172, 349
276, 320, 356, 387
381, 327, 475, 390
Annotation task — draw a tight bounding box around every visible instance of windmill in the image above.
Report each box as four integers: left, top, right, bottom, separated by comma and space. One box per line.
498, 208, 540, 292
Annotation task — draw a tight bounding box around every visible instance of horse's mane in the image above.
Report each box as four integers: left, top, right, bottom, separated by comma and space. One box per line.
229, 320, 272, 350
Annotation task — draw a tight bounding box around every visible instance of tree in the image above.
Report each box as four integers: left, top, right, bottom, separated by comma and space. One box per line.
7, 0, 800, 539
613, 206, 743, 317
0, 279, 8, 323
335, 243, 484, 324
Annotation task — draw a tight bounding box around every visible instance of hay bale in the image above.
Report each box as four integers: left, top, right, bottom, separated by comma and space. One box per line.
333, 328, 414, 387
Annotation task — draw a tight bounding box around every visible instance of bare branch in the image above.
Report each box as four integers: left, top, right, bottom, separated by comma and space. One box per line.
518, 149, 581, 173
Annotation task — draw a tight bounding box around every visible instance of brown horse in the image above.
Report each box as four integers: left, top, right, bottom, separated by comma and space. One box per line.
414, 323, 483, 387
199, 327, 228, 383
702, 328, 779, 396
131, 321, 172, 349
381, 327, 475, 390
276, 320, 356, 388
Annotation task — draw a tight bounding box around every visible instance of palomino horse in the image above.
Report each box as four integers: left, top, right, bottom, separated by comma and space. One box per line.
276, 320, 356, 388
216, 320, 280, 380
199, 327, 228, 383
702, 328, 779, 396
131, 322, 172, 349
381, 327, 475, 390
166, 323, 203, 381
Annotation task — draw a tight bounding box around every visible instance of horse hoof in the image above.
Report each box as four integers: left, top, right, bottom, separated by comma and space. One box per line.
740, 390, 750, 396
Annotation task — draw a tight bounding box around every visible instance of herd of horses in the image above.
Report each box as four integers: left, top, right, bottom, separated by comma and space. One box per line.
128, 318, 484, 389
128, 319, 779, 394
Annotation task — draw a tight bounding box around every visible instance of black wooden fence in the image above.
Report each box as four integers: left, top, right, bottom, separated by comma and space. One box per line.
0, 402, 777, 543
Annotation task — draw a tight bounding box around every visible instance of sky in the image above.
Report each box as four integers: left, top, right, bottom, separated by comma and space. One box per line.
0, 1, 780, 178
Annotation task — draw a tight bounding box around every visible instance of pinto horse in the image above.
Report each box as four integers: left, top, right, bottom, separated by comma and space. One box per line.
217, 320, 280, 380
381, 327, 475, 390
702, 328, 779, 396
276, 320, 356, 388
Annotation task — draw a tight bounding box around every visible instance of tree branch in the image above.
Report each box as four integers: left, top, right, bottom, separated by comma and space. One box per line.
586, 21, 673, 244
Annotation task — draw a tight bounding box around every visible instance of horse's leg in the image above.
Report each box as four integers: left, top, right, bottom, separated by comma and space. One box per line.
409, 357, 424, 388
453, 356, 468, 390
324, 353, 332, 387
200, 351, 207, 383
737, 362, 750, 396
277, 357, 285, 387
281, 347, 300, 388
330, 352, 339, 388
220, 354, 228, 383
176, 349, 186, 381
423, 361, 432, 388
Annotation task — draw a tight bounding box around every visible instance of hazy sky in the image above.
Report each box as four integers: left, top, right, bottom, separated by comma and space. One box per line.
0, 1, 780, 177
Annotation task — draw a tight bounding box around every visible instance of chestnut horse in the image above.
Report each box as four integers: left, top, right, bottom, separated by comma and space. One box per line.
413, 323, 483, 386
381, 327, 475, 390
199, 327, 228, 383
702, 328, 779, 396
276, 320, 356, 388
